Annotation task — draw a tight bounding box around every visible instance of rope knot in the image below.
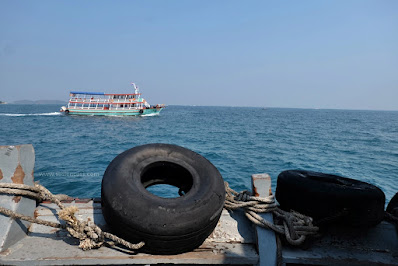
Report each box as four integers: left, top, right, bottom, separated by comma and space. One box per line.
224, 181, 319, 246
59, 206, 109, 250
236, 190, 252, 202
0, 183, 145, 252
77, 221, 105, 250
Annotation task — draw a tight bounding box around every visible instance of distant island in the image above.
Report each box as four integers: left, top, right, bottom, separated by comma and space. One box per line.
0, 101, 7, 104
12, 100, 67, 105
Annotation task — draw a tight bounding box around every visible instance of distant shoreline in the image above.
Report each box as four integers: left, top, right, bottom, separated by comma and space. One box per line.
9, 100, 67, 105
1, 102, 396, 112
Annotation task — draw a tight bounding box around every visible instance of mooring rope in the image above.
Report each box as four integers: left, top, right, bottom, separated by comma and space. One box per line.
3, 181, 392, 252
385, 211, 398, 225
224, 181, 319, 246
0, 183, 144, 251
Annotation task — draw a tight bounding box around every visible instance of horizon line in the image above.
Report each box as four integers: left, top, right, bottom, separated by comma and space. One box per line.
4, 101, 397, 112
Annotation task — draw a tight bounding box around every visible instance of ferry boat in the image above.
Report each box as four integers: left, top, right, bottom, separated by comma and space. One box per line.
60, 83, 164, 116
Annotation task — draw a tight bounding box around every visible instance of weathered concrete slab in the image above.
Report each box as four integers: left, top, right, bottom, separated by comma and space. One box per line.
282, 221, 398, 265
0, 145, 35, 252
0, 199, 259, 265
207, 209, 255, 244
0, 239, 258, 265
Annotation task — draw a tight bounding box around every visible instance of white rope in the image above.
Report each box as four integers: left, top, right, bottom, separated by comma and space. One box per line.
0, 183, 144, 251
0, 180, 320, 250
224, 181, 319, 246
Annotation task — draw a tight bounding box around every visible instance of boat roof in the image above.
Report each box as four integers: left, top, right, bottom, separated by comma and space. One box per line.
70, 91, 105, 95
70, 91, 140, 96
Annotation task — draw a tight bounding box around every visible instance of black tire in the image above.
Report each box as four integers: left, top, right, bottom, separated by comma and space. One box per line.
139, 109, 144, 114
276, 170, 385, 227
101, 143, 225, 254
65, 110, 69, 114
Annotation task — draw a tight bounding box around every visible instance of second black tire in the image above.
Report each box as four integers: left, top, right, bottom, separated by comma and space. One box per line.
101, 143, 225, 254
276, 170, 385, 227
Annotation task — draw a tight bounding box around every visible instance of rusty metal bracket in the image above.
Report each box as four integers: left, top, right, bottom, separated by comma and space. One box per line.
0, 145, 36, 252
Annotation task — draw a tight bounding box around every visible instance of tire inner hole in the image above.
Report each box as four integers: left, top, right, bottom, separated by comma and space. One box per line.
141, 161, 193, 198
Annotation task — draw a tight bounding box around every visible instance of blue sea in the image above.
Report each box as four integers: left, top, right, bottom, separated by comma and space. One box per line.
1, 104, 397, 205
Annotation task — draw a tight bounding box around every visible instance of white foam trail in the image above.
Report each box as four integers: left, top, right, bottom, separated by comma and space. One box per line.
0, 112, 61, 117
142, 113, 160, 117
38, 112, 61, 116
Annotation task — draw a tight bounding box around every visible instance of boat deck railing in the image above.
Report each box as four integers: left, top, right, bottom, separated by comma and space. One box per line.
69, 97, 144, 104
68, 105, 143, 110
69, 99, 144, 103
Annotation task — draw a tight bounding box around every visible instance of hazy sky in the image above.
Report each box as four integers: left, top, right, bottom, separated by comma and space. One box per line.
1, 0, 397, 110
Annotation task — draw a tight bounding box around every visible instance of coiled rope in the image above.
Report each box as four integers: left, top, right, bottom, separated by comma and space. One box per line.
224, 182, 319, 245
2, 181, 395, 252
0, 181, 319, 251
0, 183, 145, 251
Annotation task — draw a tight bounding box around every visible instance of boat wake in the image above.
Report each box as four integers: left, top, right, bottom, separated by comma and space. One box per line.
142, 113, 160, 117
0, 112, 61, 117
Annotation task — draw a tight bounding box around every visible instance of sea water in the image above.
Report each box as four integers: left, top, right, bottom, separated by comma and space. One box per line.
1, 104, 397, 204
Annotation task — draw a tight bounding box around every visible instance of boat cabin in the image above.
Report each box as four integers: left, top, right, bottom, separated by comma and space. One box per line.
67, 91, 148, 111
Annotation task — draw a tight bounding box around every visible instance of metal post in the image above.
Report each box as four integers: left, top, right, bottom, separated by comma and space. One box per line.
252, 173, 277, 266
